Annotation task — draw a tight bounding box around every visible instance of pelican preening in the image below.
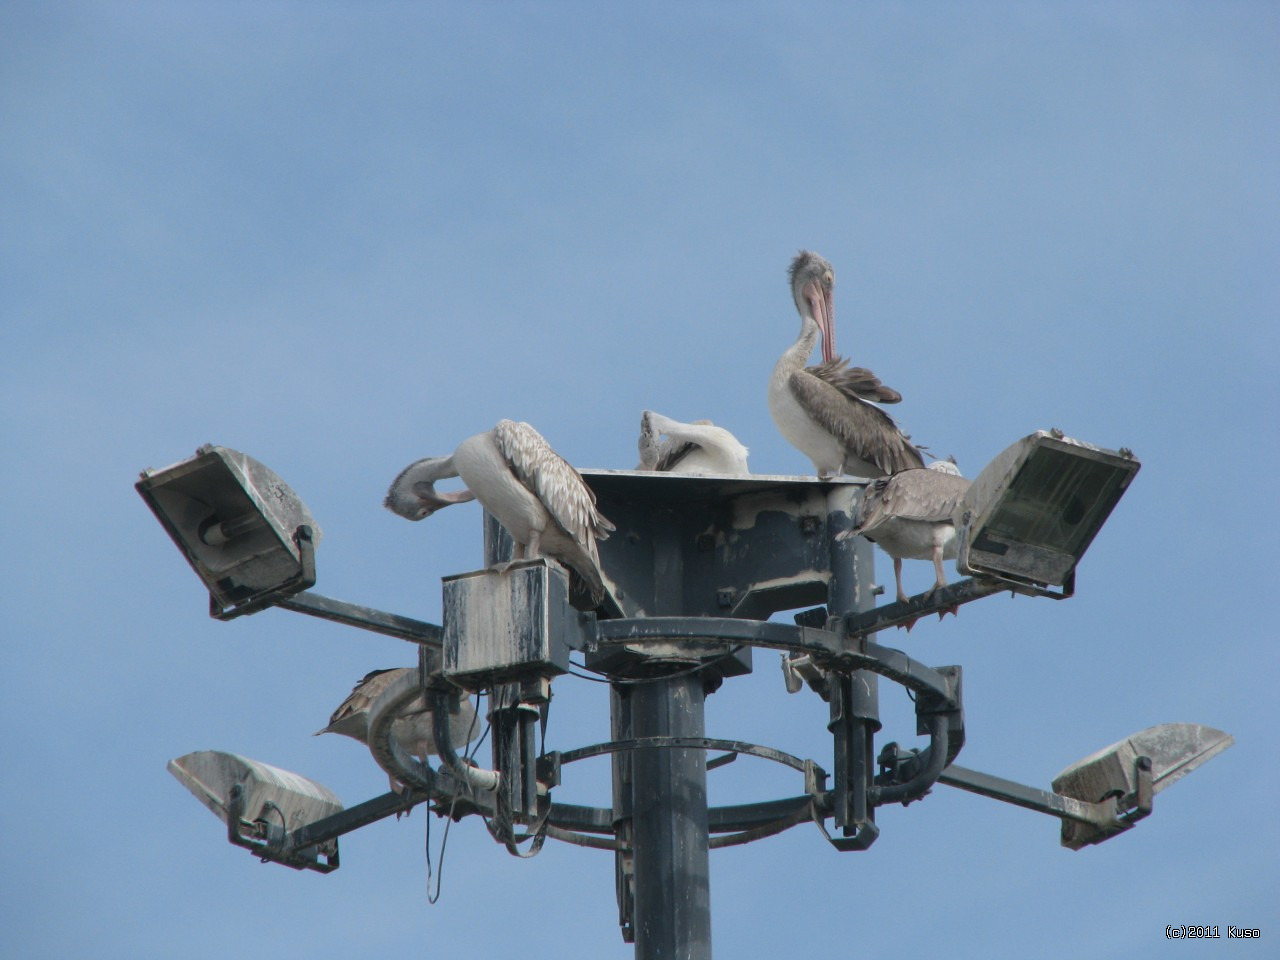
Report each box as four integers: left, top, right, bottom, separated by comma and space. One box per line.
769, 251, 925, 478
636, 410, 750, 475
386, 419, 614, 609
841, 459, 970, 625
316, 667, 480, 790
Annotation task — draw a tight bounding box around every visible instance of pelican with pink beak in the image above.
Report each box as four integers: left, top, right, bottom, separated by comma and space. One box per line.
768, 251, 924, 478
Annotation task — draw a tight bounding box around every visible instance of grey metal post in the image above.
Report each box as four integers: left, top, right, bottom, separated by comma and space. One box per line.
629, 669, 712, 960
828, 489, 880, 838
625, 505, 712, 959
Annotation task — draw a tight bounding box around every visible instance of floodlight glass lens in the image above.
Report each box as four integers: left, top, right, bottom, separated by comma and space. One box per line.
987, 448, 1128, 556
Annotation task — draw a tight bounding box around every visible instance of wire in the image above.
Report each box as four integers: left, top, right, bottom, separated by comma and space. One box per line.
567, 646, 745, 686
566, 666, 615, 684
258, 801, 289, 863
424, 691, 487, 905
424, 793, 461, 905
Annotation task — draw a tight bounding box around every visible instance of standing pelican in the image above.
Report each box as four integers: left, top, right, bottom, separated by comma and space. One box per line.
385, 420, 615, 609
769, 251, 924, 477
636, 410, 750, 475
840, 459, 970, 623
316, 667, 480, 791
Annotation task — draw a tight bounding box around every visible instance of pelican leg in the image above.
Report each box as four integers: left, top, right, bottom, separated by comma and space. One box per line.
491, 540, 527, 574
930, 547, 958, 621
894, 558, 919, 633
894, 558, 909, 605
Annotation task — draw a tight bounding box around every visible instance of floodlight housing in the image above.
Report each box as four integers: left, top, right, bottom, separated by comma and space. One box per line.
956, 430, 1140, 597
168, 750, 343, 870
442, 559, 576, 687
136, 445, 321, 618
1050, 723, 1233, 849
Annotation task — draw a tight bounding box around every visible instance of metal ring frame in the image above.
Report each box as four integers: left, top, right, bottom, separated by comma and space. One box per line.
355, 615, 959, 856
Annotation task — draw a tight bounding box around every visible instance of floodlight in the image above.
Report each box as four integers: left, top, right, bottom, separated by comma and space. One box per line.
1050, 723, 1233, 849
168, 750, 343, 870
136, 445, 321, 619
956, 430, 1140, 597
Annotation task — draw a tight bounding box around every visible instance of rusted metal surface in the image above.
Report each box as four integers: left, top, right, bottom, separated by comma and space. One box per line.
442, 560, 573, 685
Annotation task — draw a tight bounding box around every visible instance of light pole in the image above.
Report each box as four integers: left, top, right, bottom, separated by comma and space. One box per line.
146, 433, 1232, 957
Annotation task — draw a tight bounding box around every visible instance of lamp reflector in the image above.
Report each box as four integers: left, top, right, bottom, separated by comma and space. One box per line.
136, 445, 321, 614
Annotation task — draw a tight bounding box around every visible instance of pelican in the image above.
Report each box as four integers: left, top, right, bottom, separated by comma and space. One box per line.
316, 667, 480, 791
840, 459, 970, 624
385, 419, 615, 609
769, 251, 924, 478
636, 410, 750, 474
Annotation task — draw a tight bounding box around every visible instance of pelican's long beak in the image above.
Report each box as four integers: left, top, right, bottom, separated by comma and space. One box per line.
399, 482, 475, 519
421, 486, 476, 513
804, 280, 836, 363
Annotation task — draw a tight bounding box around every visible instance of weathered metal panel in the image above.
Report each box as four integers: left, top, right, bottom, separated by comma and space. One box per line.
442, 559, 573, 685
578, 470, 863, 621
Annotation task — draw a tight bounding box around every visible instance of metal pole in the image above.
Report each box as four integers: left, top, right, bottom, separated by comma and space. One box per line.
828, 489, 880, 842
629, 669, 712, 960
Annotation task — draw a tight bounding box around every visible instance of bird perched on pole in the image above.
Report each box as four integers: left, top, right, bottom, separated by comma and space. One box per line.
769, 250, 925, 478
636, 409, 750, 475
385, 419, 615, 609
316, 667, 480, 792
841, 459, 970, 628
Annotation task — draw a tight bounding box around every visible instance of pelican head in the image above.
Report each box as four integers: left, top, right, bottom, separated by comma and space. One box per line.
788, 250, 836, 364
384, 456, 476, 521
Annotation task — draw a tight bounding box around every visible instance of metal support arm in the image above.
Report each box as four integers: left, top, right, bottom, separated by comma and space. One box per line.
276, 591, 443, 647
840, 577, 1008, 639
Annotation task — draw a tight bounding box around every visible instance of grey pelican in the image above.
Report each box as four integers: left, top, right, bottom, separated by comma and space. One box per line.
841, 459, 970, 624
769, 251, 925, 477
636, 410, 750, 474
385, 419, 615, 609
316, 667, 480, 790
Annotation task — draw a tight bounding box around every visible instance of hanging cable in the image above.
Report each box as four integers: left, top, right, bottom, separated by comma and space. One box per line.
424, 689, 487, 905
567, 646, 744, 686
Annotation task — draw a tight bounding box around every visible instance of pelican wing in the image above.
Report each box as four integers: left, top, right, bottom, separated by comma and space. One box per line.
788, 369, 925, 475
493, 419, 615, 548
855, 469, 971, 536
315, 667, 412, 737
807, 358, 903, 404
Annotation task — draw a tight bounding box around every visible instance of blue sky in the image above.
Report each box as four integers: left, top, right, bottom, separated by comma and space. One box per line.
3, 3, 1276, 957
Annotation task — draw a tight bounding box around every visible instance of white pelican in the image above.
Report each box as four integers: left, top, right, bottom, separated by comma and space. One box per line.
385, 419, 615, 609
636, 410, 750, 475
769, 251, 925, 478
840, 459, 970, 623
316, 667, 480, 791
